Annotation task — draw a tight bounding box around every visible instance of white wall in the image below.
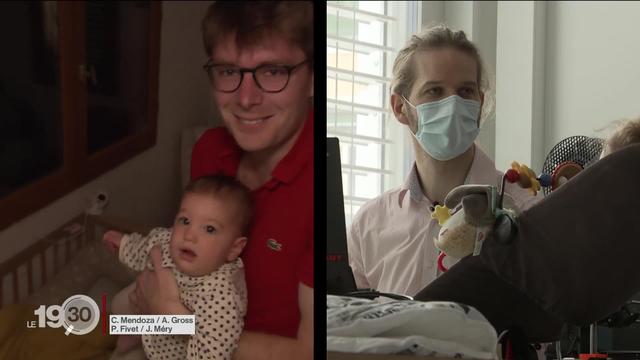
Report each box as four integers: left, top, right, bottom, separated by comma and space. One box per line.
422, 1, 499, 161
469, 1, 498, 161
544, 1, 640, 152
0, 1, 218, 264
443, 1, 473, 35
496, 1, 640, 172
495, 1, 546, 171
421, 1, 444, 27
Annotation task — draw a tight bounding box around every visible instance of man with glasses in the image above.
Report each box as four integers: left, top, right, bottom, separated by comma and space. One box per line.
128, 2, 313, 359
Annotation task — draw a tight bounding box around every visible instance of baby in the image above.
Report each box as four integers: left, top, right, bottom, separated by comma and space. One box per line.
600, 117, 640, 158
103, 174, 253, 360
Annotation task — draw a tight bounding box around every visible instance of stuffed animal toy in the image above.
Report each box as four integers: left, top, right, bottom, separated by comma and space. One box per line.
432, 162, 551, 270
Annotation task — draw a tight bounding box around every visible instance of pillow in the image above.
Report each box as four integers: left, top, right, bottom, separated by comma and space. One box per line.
25, 241, 135, 306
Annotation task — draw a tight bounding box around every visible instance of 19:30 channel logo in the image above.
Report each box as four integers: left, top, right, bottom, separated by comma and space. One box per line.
27, 295, 100, 335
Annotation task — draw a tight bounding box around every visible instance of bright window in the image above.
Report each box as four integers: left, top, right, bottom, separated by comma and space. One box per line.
327, 1, 420, 226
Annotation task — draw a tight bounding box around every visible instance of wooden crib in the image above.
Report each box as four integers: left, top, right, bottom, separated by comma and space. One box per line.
0, 214, 151, 308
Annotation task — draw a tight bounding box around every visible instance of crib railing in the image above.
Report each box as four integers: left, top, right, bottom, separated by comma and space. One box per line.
0, 214, 149, 308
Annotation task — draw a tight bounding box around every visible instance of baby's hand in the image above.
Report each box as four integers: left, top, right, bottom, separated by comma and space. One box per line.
103, 230, 124, 255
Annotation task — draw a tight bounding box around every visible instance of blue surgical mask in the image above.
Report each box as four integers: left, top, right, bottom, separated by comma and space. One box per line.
403, 94, 481, 161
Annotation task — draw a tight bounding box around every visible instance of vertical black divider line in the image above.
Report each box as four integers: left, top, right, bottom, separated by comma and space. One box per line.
313, 1, 328, 358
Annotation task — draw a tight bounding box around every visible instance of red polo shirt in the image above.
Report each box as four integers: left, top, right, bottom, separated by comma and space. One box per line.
190, 111, 314, 338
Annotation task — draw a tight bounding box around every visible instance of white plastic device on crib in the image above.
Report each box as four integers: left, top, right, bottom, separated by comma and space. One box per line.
85, 190, 109, 215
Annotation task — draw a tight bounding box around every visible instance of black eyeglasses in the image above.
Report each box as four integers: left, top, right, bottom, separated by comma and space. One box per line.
203, 60, 309, 93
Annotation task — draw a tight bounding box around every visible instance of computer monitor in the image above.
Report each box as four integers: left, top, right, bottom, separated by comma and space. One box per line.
326, 137, 358, 295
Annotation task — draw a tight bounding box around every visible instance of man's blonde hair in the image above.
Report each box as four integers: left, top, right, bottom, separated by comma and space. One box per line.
391, 24, 494, 123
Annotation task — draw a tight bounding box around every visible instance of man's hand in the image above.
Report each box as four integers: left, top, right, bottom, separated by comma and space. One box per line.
129, 246, 190, 315
103, 230, 124, 255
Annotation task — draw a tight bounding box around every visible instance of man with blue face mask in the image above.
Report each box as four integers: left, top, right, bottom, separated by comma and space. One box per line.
347, 25, 541, 299
401, 94, 481, 161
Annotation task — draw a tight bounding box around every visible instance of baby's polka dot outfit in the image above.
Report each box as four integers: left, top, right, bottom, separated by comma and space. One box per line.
119, 227, 247, 360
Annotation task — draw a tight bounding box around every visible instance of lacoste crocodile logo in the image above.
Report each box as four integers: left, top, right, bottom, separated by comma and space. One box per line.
267, 238, 282, 251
